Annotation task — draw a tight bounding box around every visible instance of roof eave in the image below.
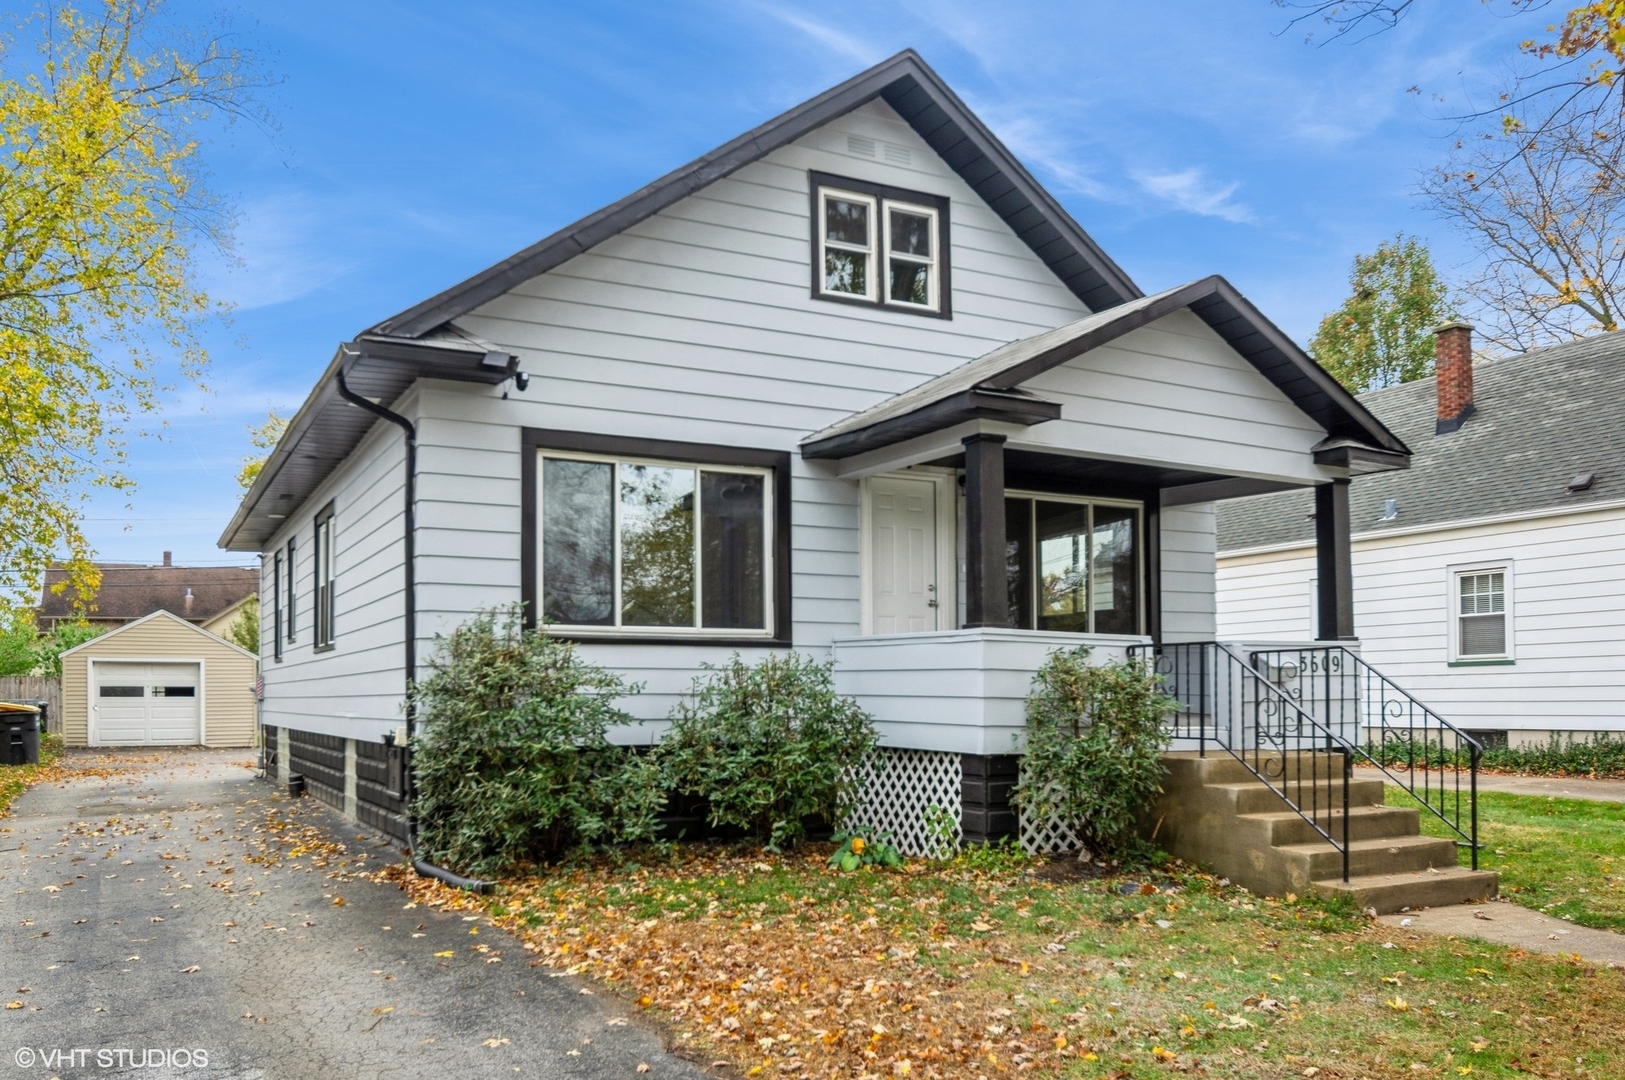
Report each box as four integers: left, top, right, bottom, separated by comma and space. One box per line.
800, 388, 1060, 459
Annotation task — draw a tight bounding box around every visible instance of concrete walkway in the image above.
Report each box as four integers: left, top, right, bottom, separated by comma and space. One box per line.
1377, 901, 1625, 967
1356, 766, 1625, 803
0, 749, 705, 1080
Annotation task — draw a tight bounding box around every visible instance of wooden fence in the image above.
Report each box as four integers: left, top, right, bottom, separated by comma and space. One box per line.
0, 677, 62, 733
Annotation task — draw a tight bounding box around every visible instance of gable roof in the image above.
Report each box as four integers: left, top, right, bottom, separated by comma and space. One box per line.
58, 608, 258, 662
370, 49, 1141, 340
801, 276, 1410, 463
40, 563, 258, 626
1217, 331, 1625, 552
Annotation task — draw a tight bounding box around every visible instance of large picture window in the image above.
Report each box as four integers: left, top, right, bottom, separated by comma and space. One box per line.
810, 171, 951, 318
1004, 494, 1143, 635
535, 447, 778, 637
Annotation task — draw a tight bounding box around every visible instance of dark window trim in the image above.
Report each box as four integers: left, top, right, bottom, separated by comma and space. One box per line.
285, 537, 297, 644
808, 170, 952, 320
313, 502, 336, 653
520, 428, 792, 646
994, 483, 1155, 637
271, 552, 283, 663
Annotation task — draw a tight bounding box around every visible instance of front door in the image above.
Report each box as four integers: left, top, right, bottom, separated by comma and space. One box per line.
870, 476, 938, 633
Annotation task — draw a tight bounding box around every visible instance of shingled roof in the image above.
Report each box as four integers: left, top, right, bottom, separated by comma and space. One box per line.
1217, 332, 1625, 552
38, 563, 258, 627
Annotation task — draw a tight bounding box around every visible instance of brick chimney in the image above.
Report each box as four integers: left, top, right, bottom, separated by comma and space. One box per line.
162, 550, 172, 567
1434, 320, 1476, 435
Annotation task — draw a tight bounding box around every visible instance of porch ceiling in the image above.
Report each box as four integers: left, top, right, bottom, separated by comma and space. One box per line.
923, 448, 1306, 504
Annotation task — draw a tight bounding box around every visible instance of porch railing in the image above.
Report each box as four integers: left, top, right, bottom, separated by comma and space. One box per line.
1129, 642, 1354, 882
1248, 646, 1481, 869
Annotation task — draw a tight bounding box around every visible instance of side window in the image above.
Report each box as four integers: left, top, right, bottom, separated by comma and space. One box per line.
313, 505, 336, 649
1451, 565, 1512, 662
286, 537, 297, 643
271, 552, 283, 662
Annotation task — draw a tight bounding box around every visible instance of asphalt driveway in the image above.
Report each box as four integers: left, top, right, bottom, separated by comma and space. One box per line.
0, 749, 704, 1080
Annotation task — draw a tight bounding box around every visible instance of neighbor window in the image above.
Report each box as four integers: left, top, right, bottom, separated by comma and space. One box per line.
812, 172, 949, 316
539, 453, 773, 635
1004, 495, 1143, 635
271, 552, 283, 662
313, 506, 335, 649
1454, 567, 1509, 660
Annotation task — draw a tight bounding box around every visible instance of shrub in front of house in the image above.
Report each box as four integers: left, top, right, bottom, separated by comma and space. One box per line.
1010, 646, 1176, 861
657, 652, 878, 850
409, 606, 663, 875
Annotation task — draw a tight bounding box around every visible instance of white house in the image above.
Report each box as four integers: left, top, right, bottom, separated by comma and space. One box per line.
1218, 324, 1625, 748
220, 52, 1498, 907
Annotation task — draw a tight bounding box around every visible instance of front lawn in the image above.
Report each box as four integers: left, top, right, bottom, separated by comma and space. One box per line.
1398, 786, 1625, 932
391, 843, 1625, 1079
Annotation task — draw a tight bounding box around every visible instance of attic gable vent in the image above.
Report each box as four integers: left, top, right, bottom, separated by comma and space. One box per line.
883, 142, 912, 165
846, 135, 876, 157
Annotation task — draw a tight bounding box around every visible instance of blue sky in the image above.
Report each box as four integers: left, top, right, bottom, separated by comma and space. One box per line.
87, 0, 1538, 567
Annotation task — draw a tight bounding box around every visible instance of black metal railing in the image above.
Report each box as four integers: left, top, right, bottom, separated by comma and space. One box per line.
1248, 646, 1481, 869
1130, 642, 1355, 882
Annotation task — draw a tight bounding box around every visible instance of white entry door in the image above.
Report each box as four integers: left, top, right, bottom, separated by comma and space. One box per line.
870, 476, 939, 633
92, 662, 201, 745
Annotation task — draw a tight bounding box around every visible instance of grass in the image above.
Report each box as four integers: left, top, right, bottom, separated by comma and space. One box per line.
0, 732, 63, 816
1396, 785, 1625, 932
392, 838, 1625, 1079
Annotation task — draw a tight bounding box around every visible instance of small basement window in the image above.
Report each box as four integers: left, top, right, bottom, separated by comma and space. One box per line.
811, 171, 950, 318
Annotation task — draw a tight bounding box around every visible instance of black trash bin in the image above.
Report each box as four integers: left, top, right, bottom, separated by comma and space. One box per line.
0, 703, 41, 766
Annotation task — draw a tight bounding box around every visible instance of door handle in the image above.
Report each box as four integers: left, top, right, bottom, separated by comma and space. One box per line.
927, 600, 939, 608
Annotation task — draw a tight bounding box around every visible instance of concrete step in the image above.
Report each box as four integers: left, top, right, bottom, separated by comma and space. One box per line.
1164, 750, 1353, 787
1275, 834, 1461, 880
1210, 777, 1387, 814
1312, 866, 1500, 915
1239, 804, 1421, 846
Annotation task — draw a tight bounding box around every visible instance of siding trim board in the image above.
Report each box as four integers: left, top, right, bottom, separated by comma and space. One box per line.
519, 427, 793, 645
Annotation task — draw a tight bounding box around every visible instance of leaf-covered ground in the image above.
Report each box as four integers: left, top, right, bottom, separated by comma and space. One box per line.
387, 842, 1625, 1079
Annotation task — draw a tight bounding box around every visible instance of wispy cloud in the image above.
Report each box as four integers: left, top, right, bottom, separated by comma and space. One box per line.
1132, 167, 1255, 224
203, 193, 355, 311
753, 4, 882, 68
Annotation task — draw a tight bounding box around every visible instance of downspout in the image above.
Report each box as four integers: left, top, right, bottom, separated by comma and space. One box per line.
335, 359, 493, 894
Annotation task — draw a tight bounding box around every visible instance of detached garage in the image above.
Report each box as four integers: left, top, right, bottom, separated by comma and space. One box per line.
60, 610, 257, 747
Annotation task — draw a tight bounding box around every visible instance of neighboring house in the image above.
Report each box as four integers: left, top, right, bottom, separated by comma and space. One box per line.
58, 610, 258, 747
220, 52, 1491, 907
1218, 324, 1625, 747
38, 553, 258, 635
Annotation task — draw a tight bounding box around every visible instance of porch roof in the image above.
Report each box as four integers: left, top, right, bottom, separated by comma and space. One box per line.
799, 276, 1411, 470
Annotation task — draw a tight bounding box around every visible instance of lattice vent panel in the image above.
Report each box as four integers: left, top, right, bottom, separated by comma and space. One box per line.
843, 749, 962, 859
1016, 771, 1085, 856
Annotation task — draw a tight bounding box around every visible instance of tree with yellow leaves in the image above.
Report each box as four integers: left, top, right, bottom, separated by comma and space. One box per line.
0, 0, 256, 612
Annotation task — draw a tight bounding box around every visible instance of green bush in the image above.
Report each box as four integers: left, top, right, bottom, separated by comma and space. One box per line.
1009, 647, 1175, 860
408, 607, 663, 875
1366, 732, 1625, 779
658, 652, 878, 849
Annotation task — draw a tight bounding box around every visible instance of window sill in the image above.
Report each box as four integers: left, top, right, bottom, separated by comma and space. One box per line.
812, 289, 950, 320
1447, 658, 1514, 667
544, 632, 791, 648
313, 643, 336, 654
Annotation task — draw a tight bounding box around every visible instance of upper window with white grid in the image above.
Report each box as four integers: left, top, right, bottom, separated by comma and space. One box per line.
1456, 569, 1507, 658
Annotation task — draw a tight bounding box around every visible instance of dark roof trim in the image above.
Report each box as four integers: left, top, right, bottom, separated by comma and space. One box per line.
370, 49, 1141, 339
800, 275, 1411, 464
801, 387, 1061, 459
1312, 437, 1412, 476
218, 334, 517, 551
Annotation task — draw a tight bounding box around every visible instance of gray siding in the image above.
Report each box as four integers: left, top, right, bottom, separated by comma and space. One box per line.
1162, 503, 1218, 642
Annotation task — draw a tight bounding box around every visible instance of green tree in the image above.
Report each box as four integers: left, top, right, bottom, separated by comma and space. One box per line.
236, 411, 287, 490
34, 622, 105, 678
225, 594, 258, 654
1309, 235, 1453, 392
0, 0, 259, 614
0, 610, 40, 677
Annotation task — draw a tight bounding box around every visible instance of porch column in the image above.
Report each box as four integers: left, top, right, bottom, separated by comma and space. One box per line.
962, 433, 1008, 628
1315, 479, 1356, 640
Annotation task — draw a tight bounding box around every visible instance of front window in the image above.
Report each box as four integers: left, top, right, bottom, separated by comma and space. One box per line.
540, 453, 772, 634
1004, 495, 1143, 635
813, 173, 949, 316
1456, 568, 1507, 658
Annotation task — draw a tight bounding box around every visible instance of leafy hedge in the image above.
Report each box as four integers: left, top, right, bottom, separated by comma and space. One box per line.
1367, 732, 1625, 779
409, 607, 663, 875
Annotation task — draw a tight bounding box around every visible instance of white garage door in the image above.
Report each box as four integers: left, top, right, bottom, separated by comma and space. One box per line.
93, 662, 201, 745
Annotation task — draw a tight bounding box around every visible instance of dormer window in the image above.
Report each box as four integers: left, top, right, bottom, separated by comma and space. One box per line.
810, 171, 950, 318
